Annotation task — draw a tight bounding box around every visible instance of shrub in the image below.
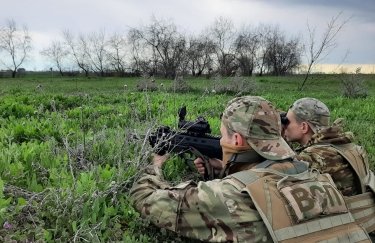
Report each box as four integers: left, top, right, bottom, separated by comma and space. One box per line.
168, 76, 191, 93
210, 73, 258, 96
136, 74, 158, 92
340, 67, 368, 98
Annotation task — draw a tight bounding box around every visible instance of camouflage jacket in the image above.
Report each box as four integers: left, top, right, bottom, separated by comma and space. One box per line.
296, 119, 361, 196
130, 160, 308, 242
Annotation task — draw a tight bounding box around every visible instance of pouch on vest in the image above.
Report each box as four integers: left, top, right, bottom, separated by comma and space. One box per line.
231, 169, 371, 242
278, 175, 347, 222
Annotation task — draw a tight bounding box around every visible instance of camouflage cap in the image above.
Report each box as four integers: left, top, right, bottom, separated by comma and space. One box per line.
290, 98, 330, 133
222, 96, 295, 160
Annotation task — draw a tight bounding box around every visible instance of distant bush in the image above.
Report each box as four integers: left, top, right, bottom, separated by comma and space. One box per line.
209, 73, 258, 96
136, 74, 158, 92
168, 76, 192, 93
340, 68, 368, 98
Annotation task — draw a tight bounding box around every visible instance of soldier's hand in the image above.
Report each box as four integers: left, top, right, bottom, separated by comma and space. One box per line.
152, 153, 170, 168
194, 157, 206, 175
194, 157, 223, 176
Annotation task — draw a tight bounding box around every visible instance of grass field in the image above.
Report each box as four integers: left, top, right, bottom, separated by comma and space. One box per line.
0, 74, 374, 241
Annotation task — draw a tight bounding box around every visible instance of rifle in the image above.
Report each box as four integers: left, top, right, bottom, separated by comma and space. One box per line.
149, 106, 222, 180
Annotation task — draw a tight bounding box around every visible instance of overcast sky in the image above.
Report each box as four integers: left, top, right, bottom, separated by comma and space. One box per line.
2, 0, 375, 71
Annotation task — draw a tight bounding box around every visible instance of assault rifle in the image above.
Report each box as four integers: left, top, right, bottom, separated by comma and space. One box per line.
149, 106, 222, 180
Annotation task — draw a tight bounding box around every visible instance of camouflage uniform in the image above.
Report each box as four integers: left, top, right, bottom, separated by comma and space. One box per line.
296, 119, 361, 196
290, 98, 375, 236
289, 98, 363, 196
130, 96, 298, 242
131, 96, 373, 242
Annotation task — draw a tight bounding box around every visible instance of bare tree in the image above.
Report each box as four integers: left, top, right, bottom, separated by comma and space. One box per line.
62, 30, 91, 77
0, 19, 32, 78
107, 32, 128, 76
299, 13, 350, 90
41, 40, 69, 76
233, 25, 260, 76
128, 31, 152, 76
186, 34, 215, 76
255, 24, 273, 76
208, 17, 237, 76
85, 30, 109, 76
129, 17, 187, 79
264, 27, 302, 76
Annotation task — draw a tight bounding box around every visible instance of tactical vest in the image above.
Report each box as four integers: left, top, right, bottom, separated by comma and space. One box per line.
312, 143, 375, 232
230, 167, 371, 242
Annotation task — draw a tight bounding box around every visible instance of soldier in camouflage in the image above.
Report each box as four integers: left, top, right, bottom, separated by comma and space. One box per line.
283, 97, 375, 235
283, 97, 361, 196
130, 96, 369, 242
130, 96, 301, 242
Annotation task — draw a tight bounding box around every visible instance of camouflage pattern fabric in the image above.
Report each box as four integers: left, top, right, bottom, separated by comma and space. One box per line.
221, 151, 308, 178
296, 119, 360, 196
130, 96, 303, 242
130, 165, 271, 242
222, 96, 295, 160
130, 159, 310, 242
290, 97, 330, 133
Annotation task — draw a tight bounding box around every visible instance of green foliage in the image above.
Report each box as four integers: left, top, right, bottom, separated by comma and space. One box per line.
163, 156, 201, 182
0, 74, 374, 241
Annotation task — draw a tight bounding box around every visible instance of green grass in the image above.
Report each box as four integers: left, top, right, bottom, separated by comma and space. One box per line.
0, 74, 374, 241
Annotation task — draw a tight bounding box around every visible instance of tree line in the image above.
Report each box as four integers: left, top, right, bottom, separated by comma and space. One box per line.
0, 15, 346, 81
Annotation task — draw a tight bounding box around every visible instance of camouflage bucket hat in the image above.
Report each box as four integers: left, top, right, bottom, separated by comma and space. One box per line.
290, 98, 330, 133
222, 96, 295, 160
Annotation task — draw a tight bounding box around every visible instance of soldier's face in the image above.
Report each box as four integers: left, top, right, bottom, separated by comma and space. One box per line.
283, 111, 305, 143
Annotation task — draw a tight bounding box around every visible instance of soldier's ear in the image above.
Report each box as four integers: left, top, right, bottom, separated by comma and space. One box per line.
300, 121, 311, 134
233, 133, 245, 146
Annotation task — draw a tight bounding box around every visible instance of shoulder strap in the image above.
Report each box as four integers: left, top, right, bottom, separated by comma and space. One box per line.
291, 159, 310, 173
254, 160, 275, 169
229, 170, 259, 185
228, 150, 264, 163
230, 161, 310, 185
313, 143, 369, 193
330, 143, 368, 193
230, 167, 319, 189
365, 170, 375, 193
255, 159, 309, 174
